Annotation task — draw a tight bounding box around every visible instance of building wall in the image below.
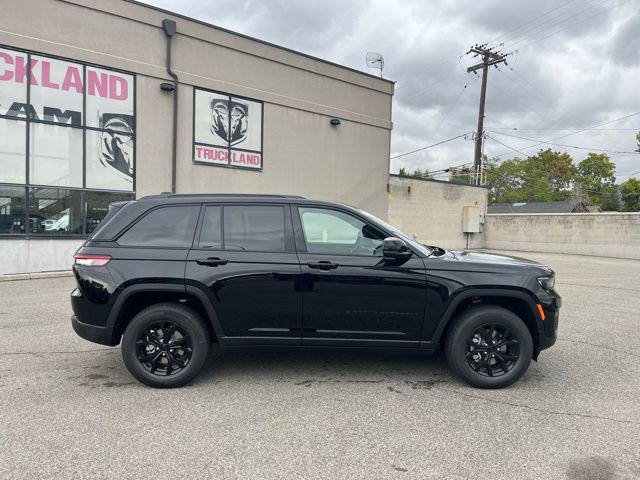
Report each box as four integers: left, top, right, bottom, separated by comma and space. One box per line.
485, 213, 640, 260
0, 0, 393, 276
387, 176, 488, 250
1, 0, 393, 219
1, 239, 84, 276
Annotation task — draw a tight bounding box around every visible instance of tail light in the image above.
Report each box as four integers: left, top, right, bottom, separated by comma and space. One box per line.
74, 254, 111, 266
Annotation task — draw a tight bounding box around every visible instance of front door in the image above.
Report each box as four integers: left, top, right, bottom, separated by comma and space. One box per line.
186, 203, 302, 345
294, 206, 427, 347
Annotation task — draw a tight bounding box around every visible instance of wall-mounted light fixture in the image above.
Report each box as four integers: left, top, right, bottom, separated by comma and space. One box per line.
160, 82, 175, 92
330, 118, 341, 126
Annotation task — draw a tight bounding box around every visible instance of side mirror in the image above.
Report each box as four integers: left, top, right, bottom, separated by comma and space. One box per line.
382, 237, 412, 260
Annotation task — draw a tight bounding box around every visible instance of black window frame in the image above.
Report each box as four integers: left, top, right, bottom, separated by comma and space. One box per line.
114, 204, 201, 250
195, 203, 294, 253
192, 87, 264, 172
0, 43, 137, 239
292, 204, 389, 257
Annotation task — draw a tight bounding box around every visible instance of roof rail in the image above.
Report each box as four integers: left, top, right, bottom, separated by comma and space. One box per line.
142, 193, 306, 200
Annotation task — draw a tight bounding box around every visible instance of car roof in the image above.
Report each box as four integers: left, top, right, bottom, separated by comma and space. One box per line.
136, 193, 356, 208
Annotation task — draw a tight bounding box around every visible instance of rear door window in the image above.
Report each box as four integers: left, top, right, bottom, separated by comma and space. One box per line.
198, 205, 222, 249
223, 205, 285, 252
117, 205, 199, 248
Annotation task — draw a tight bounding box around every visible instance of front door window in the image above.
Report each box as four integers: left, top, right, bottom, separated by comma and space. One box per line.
298, 207, 385, 256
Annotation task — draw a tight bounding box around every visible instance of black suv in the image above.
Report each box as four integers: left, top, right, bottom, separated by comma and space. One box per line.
71, 194, 560, 389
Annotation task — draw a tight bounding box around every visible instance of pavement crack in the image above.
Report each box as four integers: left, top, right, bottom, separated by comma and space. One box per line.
0, 347, 115, 357
436, 386, 640, 426
558, 338, 640, 359
559, 282, 640, 293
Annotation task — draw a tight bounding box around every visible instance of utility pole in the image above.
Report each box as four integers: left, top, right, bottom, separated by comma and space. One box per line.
467, 45, 507, 184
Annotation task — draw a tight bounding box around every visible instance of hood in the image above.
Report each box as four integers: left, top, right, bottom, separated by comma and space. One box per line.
434, 249, 553, 275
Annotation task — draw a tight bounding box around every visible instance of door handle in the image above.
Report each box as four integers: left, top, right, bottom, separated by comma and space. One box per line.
307, 261, 339, 270
196, 257, 228, 267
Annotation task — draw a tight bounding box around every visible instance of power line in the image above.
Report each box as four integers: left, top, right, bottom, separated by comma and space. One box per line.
497, 0, 611, 51
616, 170, 640, 180
503, 0, 631, 55
485, 134, 530, 156
490, 130, 640, 155
485, 0, 584, 47
389, 133, 472, 160
424, 76, 474, 144
487, 127, 640, 131
492, 112, 640, 157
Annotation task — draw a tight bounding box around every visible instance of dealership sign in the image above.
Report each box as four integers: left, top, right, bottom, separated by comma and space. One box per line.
193, 88, 263, 170
0, 47, 135, 191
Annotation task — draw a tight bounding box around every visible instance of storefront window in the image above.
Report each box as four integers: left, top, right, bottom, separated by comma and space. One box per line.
0, 45, 136, 237
85, 129, 134, 191
29, 55, 84, 127
0, 185, 26, 234
85, 191, 133, 234
29, 123, 83, 187
0, 118, 26, 184
28, 188, 82, 235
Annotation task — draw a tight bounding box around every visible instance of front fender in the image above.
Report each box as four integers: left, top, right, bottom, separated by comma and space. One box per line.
424, 287, 544, 352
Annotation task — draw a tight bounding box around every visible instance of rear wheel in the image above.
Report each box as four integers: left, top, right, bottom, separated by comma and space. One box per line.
121, 303, 210, 388
445, 305, 533, 389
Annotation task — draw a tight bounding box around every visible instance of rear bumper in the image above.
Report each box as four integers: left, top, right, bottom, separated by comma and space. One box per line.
71, 315, 118, 346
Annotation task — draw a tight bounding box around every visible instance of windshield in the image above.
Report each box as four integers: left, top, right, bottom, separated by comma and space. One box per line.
358, 209, 433, 256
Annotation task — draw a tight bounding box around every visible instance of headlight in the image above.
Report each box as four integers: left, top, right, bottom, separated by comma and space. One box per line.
537, 275, 555, 290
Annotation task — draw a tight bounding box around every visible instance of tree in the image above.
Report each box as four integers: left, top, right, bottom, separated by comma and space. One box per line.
484, 150, 576, 203
398, 167, 407, 176
528, 149, 576, 200
636, 132, 640, 152
620, 177, 640, 211
412, 168, 432, 179
574, 153, 619, 210
484, 157, 524, 203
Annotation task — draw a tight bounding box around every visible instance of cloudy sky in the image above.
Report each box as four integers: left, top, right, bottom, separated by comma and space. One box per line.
142, 0, 640, 182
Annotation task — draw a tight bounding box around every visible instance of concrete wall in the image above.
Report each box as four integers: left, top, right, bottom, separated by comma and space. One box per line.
1, 239, 83, 276
387, 175, 488, 250
485, 213, 640, 260
0, 0, 393, 218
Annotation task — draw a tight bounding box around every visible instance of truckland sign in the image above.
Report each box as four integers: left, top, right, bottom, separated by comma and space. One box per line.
0, 47, 135, 191
193, 88, 263, 170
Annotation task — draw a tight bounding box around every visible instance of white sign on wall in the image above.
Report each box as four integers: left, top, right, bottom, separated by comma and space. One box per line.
193, 88, 263, 170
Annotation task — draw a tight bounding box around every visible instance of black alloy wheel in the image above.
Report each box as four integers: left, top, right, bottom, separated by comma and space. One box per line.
465, 324, 520, 377
122, 303, 210, 388
445, 305, 533, 389
136, 322, 193, 376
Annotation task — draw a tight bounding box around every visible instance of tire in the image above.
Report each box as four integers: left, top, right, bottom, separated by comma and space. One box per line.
121, 302, 211, 388
445, 305, 533, 389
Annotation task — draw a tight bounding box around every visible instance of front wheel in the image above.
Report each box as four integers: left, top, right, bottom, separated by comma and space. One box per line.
121, 303, 211, 388
445, 305, 533, 389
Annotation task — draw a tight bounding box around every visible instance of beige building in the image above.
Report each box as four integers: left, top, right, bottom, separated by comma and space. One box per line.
0, 0, 393, 275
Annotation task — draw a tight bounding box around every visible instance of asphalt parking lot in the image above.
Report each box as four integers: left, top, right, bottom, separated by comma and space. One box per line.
1, 251, 639, 479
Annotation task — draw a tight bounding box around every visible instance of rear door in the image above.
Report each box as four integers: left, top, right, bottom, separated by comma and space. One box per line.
186, 203, 302, 345
106, 204, 200, 287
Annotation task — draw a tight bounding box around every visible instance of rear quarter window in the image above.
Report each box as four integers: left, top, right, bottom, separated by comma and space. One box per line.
117, 205, 200, 248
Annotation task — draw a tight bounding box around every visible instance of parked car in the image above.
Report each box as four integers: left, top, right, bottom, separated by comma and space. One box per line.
71, 194, 560, 389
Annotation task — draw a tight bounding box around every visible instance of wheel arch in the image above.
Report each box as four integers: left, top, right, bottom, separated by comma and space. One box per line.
432, 288, 544, 356
108, 284, 223, 345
